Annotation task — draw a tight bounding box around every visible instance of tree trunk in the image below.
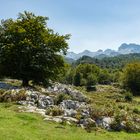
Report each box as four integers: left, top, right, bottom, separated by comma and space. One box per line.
22, 79, 29, 87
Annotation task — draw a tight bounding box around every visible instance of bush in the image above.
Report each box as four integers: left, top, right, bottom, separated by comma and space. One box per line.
110, 110, 127, 131
124, 120, 140, 133
55, 93, 72, 105
122, 62, 140, 96
46, 106, 64, 116
124, 92, 133, 102
86, 85, 96, 92
110, 110, 140, 132
0, 89, 27, 102
133, 108, 140, 114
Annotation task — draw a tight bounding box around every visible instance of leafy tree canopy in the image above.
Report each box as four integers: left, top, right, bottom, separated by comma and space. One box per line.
0, 11, 70, 86
73, 64, 100, 86
122, 62, 140, 95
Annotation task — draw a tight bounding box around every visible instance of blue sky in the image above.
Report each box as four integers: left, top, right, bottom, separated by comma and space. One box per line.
0, 0, 140, 53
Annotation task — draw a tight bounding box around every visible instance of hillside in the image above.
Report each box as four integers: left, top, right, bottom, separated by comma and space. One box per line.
0, 80, 139, 140
74, 53, 140, 69
0, 102, 140, 140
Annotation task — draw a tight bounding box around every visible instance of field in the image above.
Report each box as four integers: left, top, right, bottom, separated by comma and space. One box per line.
0, 103, 139, 140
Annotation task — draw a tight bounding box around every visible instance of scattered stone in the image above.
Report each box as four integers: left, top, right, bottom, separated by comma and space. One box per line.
64, 109, 77, 117
96, 117, 113, 130
38, 95, 54, 109
79, 118, 96, 128
60, 100, 86, 110
46, 83, 86, 102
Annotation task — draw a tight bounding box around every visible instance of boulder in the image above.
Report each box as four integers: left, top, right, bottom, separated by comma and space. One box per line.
79, 118, 96, 128
81, 109, 90, 118
60, 100, 86, 110
38, 95, 54, 109
96, 117, 113, 130
64, 109, 77, 117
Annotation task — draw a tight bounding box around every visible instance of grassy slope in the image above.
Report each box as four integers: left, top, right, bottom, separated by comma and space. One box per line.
79, 85, 140, 115
0, 103, 139, 140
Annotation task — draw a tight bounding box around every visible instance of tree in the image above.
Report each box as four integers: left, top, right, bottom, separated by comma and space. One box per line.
73, 72, 82, 86
98, 69, 112, 84
86, 74, 97, 86
122, 62, 140, 95
73, 64, 100, 86
0, 11, 70, 86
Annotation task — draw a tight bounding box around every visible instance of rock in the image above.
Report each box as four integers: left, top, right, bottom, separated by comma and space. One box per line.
46, 83, 86, 102
64, 109, 77, 117
52, 117, 63, 123
44, 116, 78, 124
38, 95, 54, 109
63, 116, 78, 123
81, 109, 90, 118
60, 100, 86, 110
44, 116, 63, 123
96, 117, 113, 130
17, 100, 35, 106
30, 92, 39, 101
102, 117, 113, 129
24, 105, 37, 113
35, 108, 46, 116
79, 118, 96, 128
18, 105, 46, 117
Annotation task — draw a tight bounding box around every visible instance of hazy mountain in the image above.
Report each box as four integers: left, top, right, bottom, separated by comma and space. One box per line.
118, 43, 140, 54
66, 43, 140, 60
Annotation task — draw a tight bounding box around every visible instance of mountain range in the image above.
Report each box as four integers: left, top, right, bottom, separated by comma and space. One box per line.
66, 43, 140, 60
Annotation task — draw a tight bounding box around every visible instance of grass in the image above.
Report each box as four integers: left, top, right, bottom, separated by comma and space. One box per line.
84, 85, 140, 116
0, 103, 139, 140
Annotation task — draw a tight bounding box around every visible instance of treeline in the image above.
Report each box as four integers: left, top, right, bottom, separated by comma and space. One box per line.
73, 53, 140, 69
60, 60, 140, 96
60, 63, 119, 87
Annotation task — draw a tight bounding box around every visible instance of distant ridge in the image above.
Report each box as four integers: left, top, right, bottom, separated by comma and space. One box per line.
66, 43, 140, 60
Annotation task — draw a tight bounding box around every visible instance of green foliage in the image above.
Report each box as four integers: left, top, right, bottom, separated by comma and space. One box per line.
124, 92, 133, 102
121, 62, 140, 95
110, 110, 127, 131
98, 69, 112, 84
73, 72, 82, 86
57, 64, 74, 84
133, 108, 140, 114
55, 93, 72, 105
0, 11, 70, 86
46, 106, 64, 116
86, 74, 97, 86
73, 64, 100, 87
75, 54, 140, 69
0, 89, 27, 102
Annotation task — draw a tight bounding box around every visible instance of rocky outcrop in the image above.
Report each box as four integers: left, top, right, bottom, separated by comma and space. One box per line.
43, 83, 86, 102
60, 100, 86, 110
18, 90, 54, 109
0, 84, 114, 131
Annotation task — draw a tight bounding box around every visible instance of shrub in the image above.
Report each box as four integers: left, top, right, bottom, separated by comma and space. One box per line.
55, 93, 72, 105
86, 86, 96, 92
16, 90, 27, 100
121, 62, 140, 96
133, 108, 140, 114
0, 89, 27, 102
124, 120, 140, 133
46, 106, 64, 116
84, 118, 96, 133
124, 92, 133, 102
110, 110, 127, 131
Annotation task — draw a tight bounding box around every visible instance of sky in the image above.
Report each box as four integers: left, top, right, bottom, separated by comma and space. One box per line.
0, 0, 140, 53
